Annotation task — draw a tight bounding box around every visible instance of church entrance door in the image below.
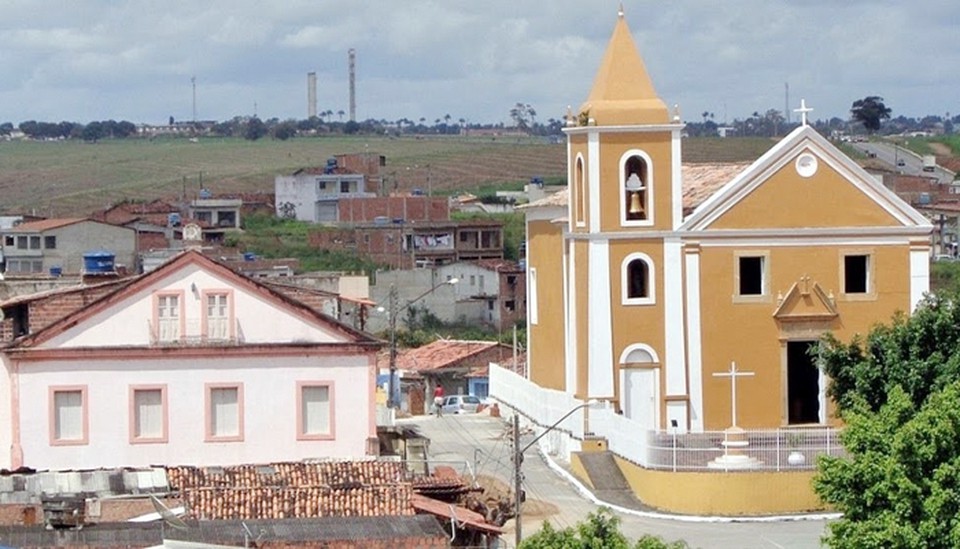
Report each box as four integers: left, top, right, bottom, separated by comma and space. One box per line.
787, 340, 822, 424
622, 368, 658, 431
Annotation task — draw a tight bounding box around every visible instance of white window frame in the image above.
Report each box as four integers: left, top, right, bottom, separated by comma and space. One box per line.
621, 252, 656, 306
297, 382, 334, 440
619, 149, 655, 228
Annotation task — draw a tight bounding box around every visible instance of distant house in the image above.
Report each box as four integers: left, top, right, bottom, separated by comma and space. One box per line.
275, 163, 376, 223
0, 250, 381, 470
311, 219, 504, 269
0, 218, 135, 275
393, 339, 514, 414
437, 260, 526, 331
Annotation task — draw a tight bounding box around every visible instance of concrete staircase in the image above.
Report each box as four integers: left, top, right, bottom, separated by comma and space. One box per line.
574, 451, 647, 510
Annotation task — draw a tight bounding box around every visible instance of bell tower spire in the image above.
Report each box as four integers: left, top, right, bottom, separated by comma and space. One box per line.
579, 9, 668, 126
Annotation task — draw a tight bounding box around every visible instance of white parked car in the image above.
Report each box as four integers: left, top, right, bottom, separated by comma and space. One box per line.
440, 395, 482, 415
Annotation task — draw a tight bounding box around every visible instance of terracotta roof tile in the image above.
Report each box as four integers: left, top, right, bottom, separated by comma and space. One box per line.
522, 163, 752, 215
7, 218, 87, 232
166, 462, 413, 520
396, 340, 503, 372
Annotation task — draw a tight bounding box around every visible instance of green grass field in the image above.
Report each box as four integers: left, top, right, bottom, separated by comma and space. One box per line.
0, 134, 778, 217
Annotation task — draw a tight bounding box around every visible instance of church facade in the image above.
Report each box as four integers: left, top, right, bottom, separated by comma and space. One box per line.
525, 13, 931, 433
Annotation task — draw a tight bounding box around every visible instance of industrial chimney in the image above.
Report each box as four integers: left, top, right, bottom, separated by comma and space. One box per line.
348, 49, 356, 122
307, 72, 317, 119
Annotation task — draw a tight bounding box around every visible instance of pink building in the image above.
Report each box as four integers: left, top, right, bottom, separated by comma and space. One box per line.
0, 250, 381, 470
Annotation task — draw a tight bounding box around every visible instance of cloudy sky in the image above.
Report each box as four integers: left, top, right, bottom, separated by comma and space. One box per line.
0, 1, 956, 127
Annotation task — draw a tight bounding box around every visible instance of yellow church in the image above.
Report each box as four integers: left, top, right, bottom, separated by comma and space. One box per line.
524, 11, 932, 436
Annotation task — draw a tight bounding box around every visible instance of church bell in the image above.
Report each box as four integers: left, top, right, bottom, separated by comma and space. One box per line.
628, 191, 644, 216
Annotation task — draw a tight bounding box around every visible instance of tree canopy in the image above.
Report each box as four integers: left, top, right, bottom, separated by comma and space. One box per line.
819, 292, 960, 414
816, 292, 960, 547
850, 96, 891, 132
519, 509, 688, 549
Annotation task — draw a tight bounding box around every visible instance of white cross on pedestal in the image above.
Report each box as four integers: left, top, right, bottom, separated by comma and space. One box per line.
794, 99, 814, 126
712, 361, 755, 427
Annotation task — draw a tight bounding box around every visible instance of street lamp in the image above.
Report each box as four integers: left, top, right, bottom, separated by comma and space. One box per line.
379, 277, 459, 408
512, 400, 600, 547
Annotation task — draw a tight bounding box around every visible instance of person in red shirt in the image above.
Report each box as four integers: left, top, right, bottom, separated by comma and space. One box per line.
433, 385, 445, 417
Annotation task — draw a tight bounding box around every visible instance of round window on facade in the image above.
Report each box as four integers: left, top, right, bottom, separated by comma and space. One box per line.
795, 153, 819, 178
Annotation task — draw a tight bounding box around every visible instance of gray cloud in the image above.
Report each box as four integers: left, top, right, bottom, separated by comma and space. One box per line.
0, 0, 955, 125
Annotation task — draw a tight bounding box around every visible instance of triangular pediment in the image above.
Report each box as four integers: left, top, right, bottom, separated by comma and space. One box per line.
12, 251, 376, 350
681, 126, 932, 233
772, 277, 838, 322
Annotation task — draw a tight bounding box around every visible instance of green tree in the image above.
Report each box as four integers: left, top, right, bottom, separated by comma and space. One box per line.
816, 383, 960, 548
244, 117, 267, 141
850, 96, 891, 133
819, 292, 960, 414
520, 509, 687, 549
816, 293, 960, 547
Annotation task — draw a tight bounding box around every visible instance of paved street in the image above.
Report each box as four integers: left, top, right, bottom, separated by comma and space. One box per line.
402, 413, 830, 549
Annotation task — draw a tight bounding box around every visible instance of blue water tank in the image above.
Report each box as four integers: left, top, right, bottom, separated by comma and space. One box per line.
49, 266, 62, 277
243, 252, 256, 262
83, 251, 115, 273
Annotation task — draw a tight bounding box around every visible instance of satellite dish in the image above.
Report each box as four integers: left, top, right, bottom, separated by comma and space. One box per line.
149, 494, 188, 530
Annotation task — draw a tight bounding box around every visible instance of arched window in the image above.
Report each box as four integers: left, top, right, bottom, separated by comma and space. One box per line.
575, 155, 585, 225
628, 260, 648, 298
620, 150, 653, 226
621, 253, 655, 305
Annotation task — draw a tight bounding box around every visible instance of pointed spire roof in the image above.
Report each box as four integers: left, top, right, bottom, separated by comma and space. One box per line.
579, 10, 669, 126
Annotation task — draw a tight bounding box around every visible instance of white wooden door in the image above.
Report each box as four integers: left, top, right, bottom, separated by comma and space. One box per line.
622, 369, 658, 431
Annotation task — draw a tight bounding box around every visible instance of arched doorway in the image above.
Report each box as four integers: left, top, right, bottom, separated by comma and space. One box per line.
619, 345, 660, 431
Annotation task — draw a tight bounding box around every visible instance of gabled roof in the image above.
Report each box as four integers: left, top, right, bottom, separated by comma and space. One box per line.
680, 125, 932, 231
522, 163, 750, 214
396, 340, 510, 373
7, 250, 378, 349
5, 218, 87, 233
579, 10, 669, 125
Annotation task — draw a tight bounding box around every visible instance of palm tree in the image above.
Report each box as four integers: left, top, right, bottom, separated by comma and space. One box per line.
337, 110, 345, 121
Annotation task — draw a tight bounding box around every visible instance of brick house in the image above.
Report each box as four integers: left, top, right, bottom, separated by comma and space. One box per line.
309, 219, 504, 269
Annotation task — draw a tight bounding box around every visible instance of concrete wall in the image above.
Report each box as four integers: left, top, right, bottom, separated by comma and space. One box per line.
570, 453, 827, 515
10, 353, 373, 470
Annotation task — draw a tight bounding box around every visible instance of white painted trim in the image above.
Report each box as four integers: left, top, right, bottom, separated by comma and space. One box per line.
618, 149, 655, 228
910, 248, 930, 311
587, 240, 614, 398
618, 343, 661, 364
528, 267, 538, 326
574, 153, 587, 228
663, 239, 686, 397
620, 252, 656, 306
671, 129, 683, 230
684, 248, 704, 433
563, 123, 685, 135
565, 226, 929, 243
588, 133, 601, 233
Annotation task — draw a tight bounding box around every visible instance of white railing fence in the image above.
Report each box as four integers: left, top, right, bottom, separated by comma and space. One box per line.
489, 363, 587, 455
489, 363, 845, 472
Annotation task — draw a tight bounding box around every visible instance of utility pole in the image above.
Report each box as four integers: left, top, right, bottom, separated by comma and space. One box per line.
513, 413, 523, 547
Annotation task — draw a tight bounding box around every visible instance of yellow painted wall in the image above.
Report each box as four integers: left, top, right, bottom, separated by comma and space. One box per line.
711, 158, 900, 229
607, 239, 666, 417
569, 453, 828, 515
597, 132, 674, 233
527, 219, 567, 391
573, 239, 590, 399
697, 243, 911, 429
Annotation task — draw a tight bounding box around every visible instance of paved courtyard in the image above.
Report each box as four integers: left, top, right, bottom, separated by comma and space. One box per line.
402, 413, 830, 548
